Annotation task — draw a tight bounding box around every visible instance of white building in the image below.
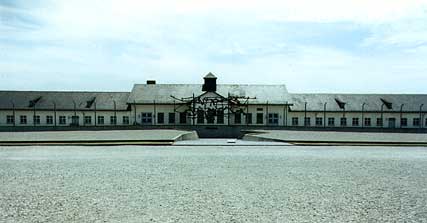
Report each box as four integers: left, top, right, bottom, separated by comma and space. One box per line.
1, 73, 426, 129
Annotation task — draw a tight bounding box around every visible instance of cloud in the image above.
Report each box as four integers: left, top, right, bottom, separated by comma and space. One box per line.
362, 19, 427, 50
1, 0, 427, 93
4, 0, 427, 40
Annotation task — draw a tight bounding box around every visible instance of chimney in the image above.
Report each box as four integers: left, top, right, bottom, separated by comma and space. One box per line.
202, 72, 217, 92
146, 80, 156, 85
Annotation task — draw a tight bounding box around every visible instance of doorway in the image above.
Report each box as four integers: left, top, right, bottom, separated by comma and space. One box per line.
388, 118, 396, 128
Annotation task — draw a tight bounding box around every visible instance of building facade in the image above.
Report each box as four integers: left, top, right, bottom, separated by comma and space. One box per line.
1, 73, 427, 129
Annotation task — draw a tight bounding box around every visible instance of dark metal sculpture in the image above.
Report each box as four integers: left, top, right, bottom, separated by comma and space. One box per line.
170, 93, 256, 124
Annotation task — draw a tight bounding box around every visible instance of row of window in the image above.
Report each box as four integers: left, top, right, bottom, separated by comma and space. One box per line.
82, 116, 129, 125
6, 114, 427, 127
291, 117, 425, 127
141, 112, 427, 127
142, 112, 276, 125
5, 115, 129, 125
142, 112, 190, 124
197, 112, 278, 125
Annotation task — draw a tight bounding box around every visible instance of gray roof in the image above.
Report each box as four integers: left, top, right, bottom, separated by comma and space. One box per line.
128, 84, 289, 104
288, 93, 427, 112
3, 86, 426, 112
204, 72, 217, 79
0, 91, 130, 110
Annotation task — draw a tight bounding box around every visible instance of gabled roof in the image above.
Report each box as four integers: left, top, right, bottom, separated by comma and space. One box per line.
0, 91, 130, 110
288, 93, 427, 112
128, 84, 289, 104
204, 72, 217, 79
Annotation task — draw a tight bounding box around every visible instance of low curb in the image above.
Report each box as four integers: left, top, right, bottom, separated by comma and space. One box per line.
0, 140, 175, 146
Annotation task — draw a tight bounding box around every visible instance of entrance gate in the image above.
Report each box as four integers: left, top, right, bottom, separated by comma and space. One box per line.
388, 118, 396, 128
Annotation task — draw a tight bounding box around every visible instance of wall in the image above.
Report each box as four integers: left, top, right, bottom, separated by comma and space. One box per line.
1, 106, 427, 130
286, 111, 426, 129
133, 104, 288, 126
0, 110, 132, 127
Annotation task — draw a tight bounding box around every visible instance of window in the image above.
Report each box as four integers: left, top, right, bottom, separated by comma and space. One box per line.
256, 113, 264, 124
179, 112, 187, 124
34, 115, 40, 125
413, 118, 420, 127
97, 116, 104, 125
20, 115, 27, 124
123, 116, 129, 125
217, 111, 224, 124
401, 118, 407, 127
352, 118, 359, 126
268, 113, 279, 125
340, 117, 347, 127
197, 110, 204, 124
6, 115, 14, 124
168, 113, 175, 124
206, 110, 215, 124
376, 118, 383, 127
46, 115, 53, 125
315, 117, 323, 126
304, 117, 311, 126
235, 112, 242, 124
245, 113, 252, 124
292, 117, 299, 126
142, 113, 152, 124
84, 116, 92, 125
206, 115, 215, 124
157, 112, 164, 124
256, 108, 263, 111
59, 116, 66, 125
71, 116, 79, 125
110, 116, 117, 125
364, 118, 371, 127
328, 117, 334, 126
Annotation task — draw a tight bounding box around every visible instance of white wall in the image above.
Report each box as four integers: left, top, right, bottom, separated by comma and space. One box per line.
134, 104, 287, 126
2, 107, 426, 129
286, 111, 426, 128
0, 110, 132, 126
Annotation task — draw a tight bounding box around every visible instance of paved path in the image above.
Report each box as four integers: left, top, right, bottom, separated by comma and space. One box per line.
174, 138, 291, 146
244, 130, 427, 145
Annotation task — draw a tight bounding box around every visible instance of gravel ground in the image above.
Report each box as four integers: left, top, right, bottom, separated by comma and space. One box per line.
0, 130, 193, 142
1, 146, 427, 222
247, 130, 427, 143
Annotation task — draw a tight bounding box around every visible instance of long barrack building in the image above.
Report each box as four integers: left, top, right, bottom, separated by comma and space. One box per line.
1, 73, 427, 130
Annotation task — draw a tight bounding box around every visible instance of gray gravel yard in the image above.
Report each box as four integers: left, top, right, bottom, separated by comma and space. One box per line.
0, 130, 193, 142
1, 145, 427, 222
246, 130, 427, 144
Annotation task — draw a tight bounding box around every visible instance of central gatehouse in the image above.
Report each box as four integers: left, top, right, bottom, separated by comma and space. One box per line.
1, 72, 427, 132
128, 73, 290, 127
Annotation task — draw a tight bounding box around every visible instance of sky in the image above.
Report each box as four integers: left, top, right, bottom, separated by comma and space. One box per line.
1, 0, 427, 93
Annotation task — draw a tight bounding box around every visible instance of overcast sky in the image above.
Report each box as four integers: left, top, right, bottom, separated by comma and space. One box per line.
1, 0, 427, 93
